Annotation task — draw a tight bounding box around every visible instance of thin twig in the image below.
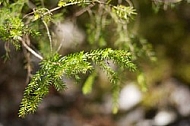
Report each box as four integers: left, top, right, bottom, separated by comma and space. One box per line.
23, 1, 92, 19
42, 20, 53, 52
22, 35, 33, 84
48, 6, 62, 13
125, 0, 133, 7
18, 37, 43, 60
56, 43, 63, 53
41, 0, 45, 7
43, 2, 87, 16
74, 3, 95, 17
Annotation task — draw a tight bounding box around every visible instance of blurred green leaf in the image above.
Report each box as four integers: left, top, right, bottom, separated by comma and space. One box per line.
137, 72, 147, 92
82, 71, 97, 94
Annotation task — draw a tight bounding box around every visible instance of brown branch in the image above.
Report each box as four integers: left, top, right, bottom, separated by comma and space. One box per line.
18, 37, 43, 60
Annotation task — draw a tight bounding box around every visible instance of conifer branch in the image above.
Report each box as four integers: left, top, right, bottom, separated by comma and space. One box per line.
18, 48, 136, 117
0, 0, 154, 119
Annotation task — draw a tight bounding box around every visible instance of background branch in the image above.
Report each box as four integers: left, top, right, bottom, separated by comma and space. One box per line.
18, 37, 43, 60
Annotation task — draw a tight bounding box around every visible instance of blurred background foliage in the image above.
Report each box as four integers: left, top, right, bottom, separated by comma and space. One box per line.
138, 0, 190, 84
1, 0, 190, 125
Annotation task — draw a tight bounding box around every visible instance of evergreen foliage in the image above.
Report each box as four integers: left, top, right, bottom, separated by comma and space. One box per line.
19, 48, 136, 117
0, 0, 154, 118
